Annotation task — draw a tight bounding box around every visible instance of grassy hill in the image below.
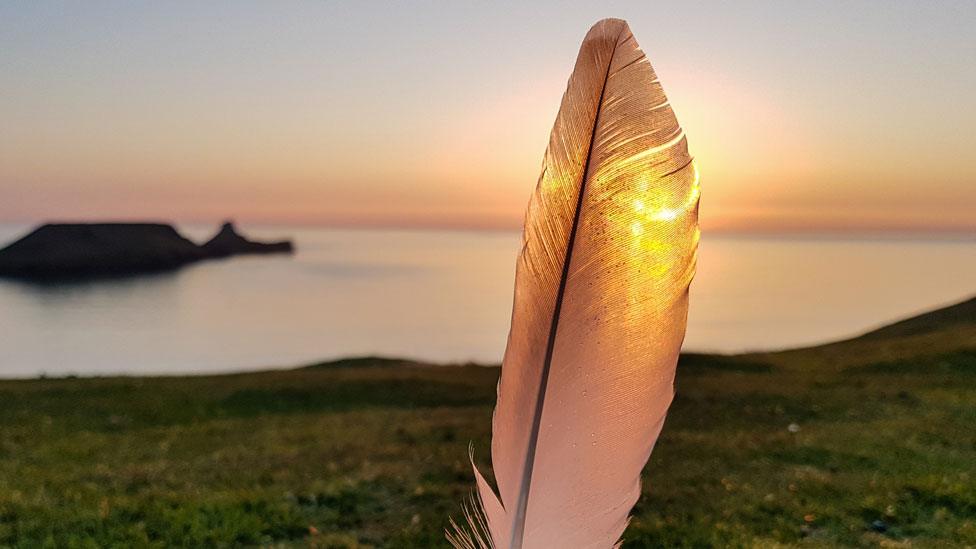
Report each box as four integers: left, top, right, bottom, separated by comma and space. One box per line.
0, 298, 973, 547
858, 296, 976, 341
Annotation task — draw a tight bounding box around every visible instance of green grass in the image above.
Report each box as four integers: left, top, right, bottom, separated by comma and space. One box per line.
1, 331, 975, 546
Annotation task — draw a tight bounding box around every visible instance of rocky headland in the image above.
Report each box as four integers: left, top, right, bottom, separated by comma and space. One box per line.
0, 221, 293, 281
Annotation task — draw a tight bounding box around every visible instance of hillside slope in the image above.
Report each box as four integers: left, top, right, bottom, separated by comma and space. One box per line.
1, 295, 974, 546
762, 294, 976, 371
857, 296, 976, 340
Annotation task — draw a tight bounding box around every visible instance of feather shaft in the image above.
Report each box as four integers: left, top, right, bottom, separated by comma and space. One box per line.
508, 36, 618, 549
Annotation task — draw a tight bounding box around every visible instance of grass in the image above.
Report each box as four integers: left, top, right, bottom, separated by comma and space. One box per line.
1, 314, 975, 547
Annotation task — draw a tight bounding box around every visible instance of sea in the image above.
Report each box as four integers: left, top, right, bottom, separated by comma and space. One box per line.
0, 224, 973, 378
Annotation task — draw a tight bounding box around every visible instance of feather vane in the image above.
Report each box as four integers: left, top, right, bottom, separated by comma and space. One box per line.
453, 18, 699, 549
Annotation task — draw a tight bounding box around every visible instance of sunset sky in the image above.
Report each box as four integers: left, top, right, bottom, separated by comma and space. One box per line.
2, 1, 974, 233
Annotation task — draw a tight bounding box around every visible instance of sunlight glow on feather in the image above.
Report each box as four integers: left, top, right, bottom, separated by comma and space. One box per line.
450, 19, 699, 549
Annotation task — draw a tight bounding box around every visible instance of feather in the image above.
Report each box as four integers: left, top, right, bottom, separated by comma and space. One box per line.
451, 18, 700, 549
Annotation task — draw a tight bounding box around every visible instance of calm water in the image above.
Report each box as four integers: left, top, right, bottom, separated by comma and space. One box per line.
0, 224, 973, 378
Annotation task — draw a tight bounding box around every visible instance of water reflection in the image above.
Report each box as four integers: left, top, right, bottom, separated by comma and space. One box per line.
0, 225, 973, 378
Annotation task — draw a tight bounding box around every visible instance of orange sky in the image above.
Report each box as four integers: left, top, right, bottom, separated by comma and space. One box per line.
2, 3, 974, 234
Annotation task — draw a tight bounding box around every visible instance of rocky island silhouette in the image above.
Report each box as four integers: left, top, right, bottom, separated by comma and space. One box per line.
0, 221, 293, 281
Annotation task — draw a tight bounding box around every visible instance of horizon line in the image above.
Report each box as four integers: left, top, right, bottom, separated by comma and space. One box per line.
0, 217, 973, 241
